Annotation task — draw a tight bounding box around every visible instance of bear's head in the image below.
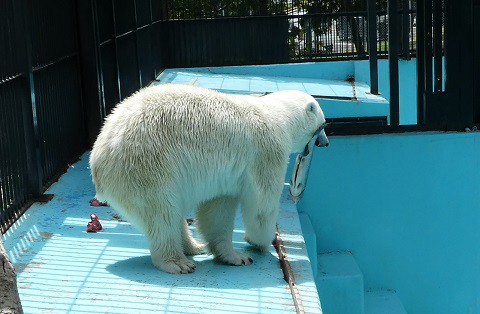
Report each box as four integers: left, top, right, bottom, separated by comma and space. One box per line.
303, 99, 329, 151
268, 90, 328, 154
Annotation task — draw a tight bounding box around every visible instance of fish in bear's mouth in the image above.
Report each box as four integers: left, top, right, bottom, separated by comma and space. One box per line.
301, 121, 328, 157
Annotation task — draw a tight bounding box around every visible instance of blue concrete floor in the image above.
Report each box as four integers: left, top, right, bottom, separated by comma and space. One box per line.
2, 153, 320, 313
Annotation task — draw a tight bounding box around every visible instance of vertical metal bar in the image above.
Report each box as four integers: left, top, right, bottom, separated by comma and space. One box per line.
402, 0, 410, 59
77, 0, 105, 145
111, 0, 122, 100
92, 0, 107, 119
0, 89, 7, 213
12, 0, 43, 197
148, 0, 157, 77
0, 86, 14, 212
443, 0, 473, 128
303, 17, 306, 59
296, 17, 300, 60
132, 0, 143, 87
423, 0, 438, 125
444, 0, 453, 93
388, 0, 400, 125
433, 0, 443, 92
11, 85, 27, 204
416, 0, 426, 125
345, 16, 349, 56
0, 104, 9, 216
367, 0, 378, 94
410, 6, 414, 52
71, 0, 87, 147
472, 0, 480, 123
424, 0, 433, 95
162, 0, 168, 20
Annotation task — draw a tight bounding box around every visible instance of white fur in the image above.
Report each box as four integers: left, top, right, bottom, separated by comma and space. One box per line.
89, 84, 326, 274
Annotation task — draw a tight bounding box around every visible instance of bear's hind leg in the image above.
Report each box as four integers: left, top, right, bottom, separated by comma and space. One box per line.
181, 219, 205, 256
196, 196, 253, 266
145, 205, 196, 274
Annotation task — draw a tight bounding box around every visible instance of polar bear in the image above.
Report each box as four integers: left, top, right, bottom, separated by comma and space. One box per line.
89, 84, 328, 274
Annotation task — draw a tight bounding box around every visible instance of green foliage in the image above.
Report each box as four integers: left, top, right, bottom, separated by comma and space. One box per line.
166, 0, 287, 19
166, 0, 400, 19
300, 0, 390, 14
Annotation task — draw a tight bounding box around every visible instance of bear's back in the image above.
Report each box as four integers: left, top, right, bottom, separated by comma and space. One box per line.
92, 85, 265, 185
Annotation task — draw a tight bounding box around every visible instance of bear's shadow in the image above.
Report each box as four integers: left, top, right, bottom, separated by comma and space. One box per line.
106, 247, 285, 290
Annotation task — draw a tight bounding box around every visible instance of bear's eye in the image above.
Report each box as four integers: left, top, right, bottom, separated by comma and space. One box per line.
306, 102, 317, 113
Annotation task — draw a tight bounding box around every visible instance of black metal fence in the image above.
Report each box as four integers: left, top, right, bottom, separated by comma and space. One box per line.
163, 0, 418, 63
0, 0, 86, 233
163, 17, 290, 68
287, 10, 416, 61
78, 0, 166, 144
1, 0, 167, 233
158, 10, 417, 68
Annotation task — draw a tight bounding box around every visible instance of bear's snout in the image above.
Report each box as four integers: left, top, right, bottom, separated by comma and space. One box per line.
315, 135, 329, 147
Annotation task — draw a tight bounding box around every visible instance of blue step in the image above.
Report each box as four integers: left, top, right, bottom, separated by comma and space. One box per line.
298, 212, 318, 277
316, 252, 365, 314
365, 290, 407, 314
154, 69, 390, 121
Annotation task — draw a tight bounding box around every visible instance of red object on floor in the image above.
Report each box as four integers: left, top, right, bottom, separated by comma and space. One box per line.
86, 213, 103, 232
89, 198, 108, 206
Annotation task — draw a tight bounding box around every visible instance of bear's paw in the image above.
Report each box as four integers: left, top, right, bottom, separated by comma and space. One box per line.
217, 251, 253, 266
153, 257, 196, 274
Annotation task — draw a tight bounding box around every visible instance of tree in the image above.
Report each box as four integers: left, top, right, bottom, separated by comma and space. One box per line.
0, 238, 22, 314
166, 0, 286, 19
302, 0, 362, 54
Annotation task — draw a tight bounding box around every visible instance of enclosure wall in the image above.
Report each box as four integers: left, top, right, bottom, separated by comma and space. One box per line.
298, 132, 480, 314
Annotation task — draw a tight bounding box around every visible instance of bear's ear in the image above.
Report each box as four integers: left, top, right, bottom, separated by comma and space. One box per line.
306, 102, 318, 114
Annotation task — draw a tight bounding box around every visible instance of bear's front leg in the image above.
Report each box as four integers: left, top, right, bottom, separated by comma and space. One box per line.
196, 196, 253, 266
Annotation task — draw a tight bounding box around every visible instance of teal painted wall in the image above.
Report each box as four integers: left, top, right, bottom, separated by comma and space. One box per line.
297, 132, 480, 314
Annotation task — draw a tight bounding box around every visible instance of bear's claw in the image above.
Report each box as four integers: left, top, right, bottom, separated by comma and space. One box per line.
220, 252, 253, 266
154, 258, 196, 274
241, 258, 253, 265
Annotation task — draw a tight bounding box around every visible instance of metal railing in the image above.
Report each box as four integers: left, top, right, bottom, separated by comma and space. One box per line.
287, 10, 417, 62
163, 0, 419, 63
1, 0, 165, 233
158, 9, 418, 68
0, 0, 87, 233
